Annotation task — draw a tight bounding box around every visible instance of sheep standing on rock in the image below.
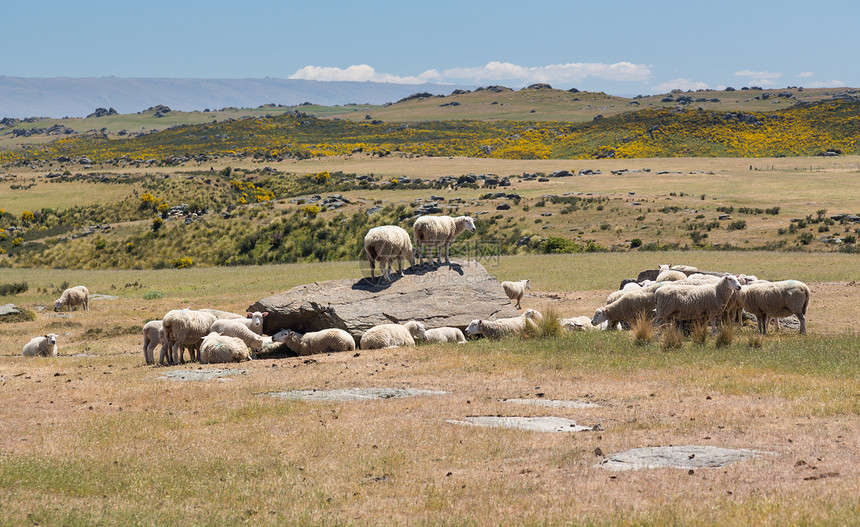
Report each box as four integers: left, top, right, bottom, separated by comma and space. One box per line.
210, 319, 268, 359
501, 279, 530, 309
199, 332, 252, 364
364, 225, 415, 282
412, 215, 476, 266
592, 289, 658, 329
142, 320, 167, 365
423, 327, 467, 344
272, 328, 356, 355
162, 309, 218, 364
360, 320, 426, 350
654, 275, 742, 330
54, 285, 89, 312
465, 309, 542, 339
23, 334, 58, 357
738, 279, 810, 335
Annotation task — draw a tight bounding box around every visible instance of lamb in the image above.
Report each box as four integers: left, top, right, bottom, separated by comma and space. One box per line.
423, 327, 467, 344
738, 280, 810, 335
412, 215, 476, 266
198, 332, 252, 364
161, 309, 218, 364
210, 319, 267, 359
271, 328, 356, 355
54, 285, 89, 312
364, 225, 415, 282
22, 334, 58, 357
227, 311, 269, 335
560, 316, 595, 332
654, 275, 742, 330
464, 309, 542, 339
501, 279, 530, 309
591, 288, 658, 329
142, 320, 168, 365
359, 320, 426, 350
655, 265, 687, 282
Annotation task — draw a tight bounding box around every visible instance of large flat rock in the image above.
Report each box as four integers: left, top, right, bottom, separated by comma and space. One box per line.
248, 260, 520, 338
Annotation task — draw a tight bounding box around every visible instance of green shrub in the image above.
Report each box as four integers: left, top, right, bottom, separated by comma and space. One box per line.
0, 281, 28, 296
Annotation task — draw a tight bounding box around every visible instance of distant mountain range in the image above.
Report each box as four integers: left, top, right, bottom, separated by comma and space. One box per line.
0, 76, 471, 119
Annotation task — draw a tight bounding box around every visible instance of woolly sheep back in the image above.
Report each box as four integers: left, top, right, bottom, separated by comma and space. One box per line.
412, 215, 475, 266
360, 320, 426, 350
199, 332, 252, 363
364, 225, 415, 282
272, 328, 356, 355
23, 334, 58, 357
501, 279, 530, 309
162, 309, 218, 364
54, 285, 89, 312
424, 327, 467, 344
738, 279, 810, 334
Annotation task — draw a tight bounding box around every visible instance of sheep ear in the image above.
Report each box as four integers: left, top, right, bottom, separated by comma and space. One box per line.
262, 312, 268, 317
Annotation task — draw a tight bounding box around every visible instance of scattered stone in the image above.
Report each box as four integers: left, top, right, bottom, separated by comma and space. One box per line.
502, 398, 602, 409
0, 304, 22, 316
89, 294, 119, 301
267, 387, 446, 402
446, 416, 596, 433
159, 369, 246, 382
599, 446, 775, 471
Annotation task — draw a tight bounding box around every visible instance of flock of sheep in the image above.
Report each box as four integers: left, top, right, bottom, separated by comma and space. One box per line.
19, 215, 811, 361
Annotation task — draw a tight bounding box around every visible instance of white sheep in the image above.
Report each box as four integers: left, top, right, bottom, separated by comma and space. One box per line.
226, 311, 269, 335
198, 308, 244, 320
271, 328, 356, 355
654, 275, 742, 330
22, 334, 58, 357
655, 265, 687, 282
412, 215, 476, 266
738, 279, 810, 335
464, 309, 542, 339
560, 316, 595, 332
591, 289, 658, 329
364, 225, 415, 282
210, 319, 267, 359
198, 332, 252, 364
161, 309, 218, 364
54, 285, 89, 312
142, 320, 168, 365
423, 327, 467, 344
359, 320, 426, 350
501, 279, 530, 309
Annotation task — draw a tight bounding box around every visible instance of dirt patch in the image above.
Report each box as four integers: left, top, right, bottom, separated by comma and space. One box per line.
446, 416, 599, 433
159, 368, 247, 381
267, 387, 447, 401
599, 445, 776, 471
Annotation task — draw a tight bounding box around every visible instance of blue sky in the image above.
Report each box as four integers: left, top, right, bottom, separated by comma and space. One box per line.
3, 0, 856, 95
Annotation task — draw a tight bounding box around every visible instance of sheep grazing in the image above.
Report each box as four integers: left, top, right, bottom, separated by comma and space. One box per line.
423, 327, 467, 344
210, 319, 267, 359
364, 225, 415, 282
359, 320, 426, 350
198, 332, 252, 364
142, 320, 168, 365
464, 309, 542, 339
501, 279, 530, 309
655, 265, 687, 282
591, 289, 658, 329
271, 328, 356, 355
654, 275, 742, 330
22, 334, 58, 357
412, 215, 476, 266
738, 279, 810, 335
54, 285, 89, 312
161, 309, 218, 364
560, 316, 595, 332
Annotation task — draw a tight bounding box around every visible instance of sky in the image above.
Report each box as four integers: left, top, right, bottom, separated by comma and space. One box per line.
3, 0, 857, 96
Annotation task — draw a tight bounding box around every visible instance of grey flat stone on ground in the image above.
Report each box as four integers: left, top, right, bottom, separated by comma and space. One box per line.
502, 398, 602, 409
248, 259, 519, 339
159, 369, 246, 381
89, 294, 119, 301
599, 445, 776, 471
447, 416, 595, 433
267, 387, 446, 402
0, 304, 22, 316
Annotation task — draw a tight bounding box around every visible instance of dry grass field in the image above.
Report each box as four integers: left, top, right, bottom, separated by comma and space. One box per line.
1, 252, 858, 525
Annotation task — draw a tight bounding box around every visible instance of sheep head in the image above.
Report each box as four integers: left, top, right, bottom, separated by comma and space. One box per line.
45, 334, 58, 345
724, 275, 742, 291
459, 216, 476, 233
591, 307, 609, 326
464, 320, 481, 336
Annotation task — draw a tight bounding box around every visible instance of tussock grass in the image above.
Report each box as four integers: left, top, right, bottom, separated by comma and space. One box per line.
691, 320, 710, 345
631, 313, 655, 346
660, 324, 684, 350
715, 324, 735, 348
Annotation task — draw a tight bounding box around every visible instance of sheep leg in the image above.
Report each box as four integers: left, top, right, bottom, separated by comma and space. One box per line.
798, 313, 806, 335
515, 296, 521, 309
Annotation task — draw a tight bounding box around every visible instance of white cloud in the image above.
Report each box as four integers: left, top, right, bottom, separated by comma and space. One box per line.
734, 69, 782, 86
289, 64, 441, 84
806, 79, 845, 88
653, 78, 710, 93
288, 61, 651, 86
797, 71, 814, 78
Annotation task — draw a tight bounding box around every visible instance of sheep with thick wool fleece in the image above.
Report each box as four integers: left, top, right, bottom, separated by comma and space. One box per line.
654, 275, 742, 329
655, 264, 687, 282
23, 334, 58, 357
198, 332, 252, 363
360, 320, 426, 350
364, 225, 415, 282
198, 308, 244, 320
161, 309, 218, 364
501, 279, 530, 309
464, 309, 542, 339
210, 319, 267, 359
142, 320, 167, 365
54, 285, 89, 312
560, 316, 596, 332
738, 279, 810, 335
272, 328, 356, 355
592, 289, 658, 329
412, 215, 476, 266
423, 327, 467, 344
